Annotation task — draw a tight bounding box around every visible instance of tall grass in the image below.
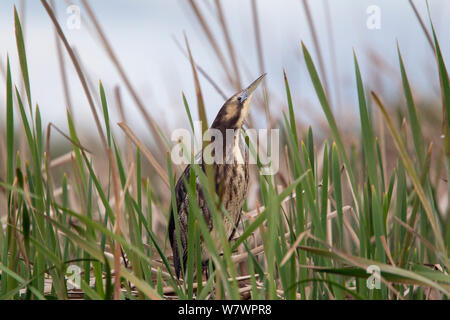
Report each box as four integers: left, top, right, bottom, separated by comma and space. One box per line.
0, 2, 449, 300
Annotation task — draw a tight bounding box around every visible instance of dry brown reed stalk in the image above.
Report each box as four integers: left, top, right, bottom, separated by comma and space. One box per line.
249, 0, 271, 128
50, 0, 73, 116
115, 86, 138, 197
40, 0, 108, 151
215, 0, 242, 90
118, 122, 170, 188
184, 34, 208, 133
323, 0, 342, 114
64, 0, 98, 40
301, 0, 330, 98
72, 47, 102, 109
172, 35, 227, 100
393, 216, 439, 253
186, 0, 234, 87
251, 0, 265, 82
80, 0, 168, 154
408, 0, 435, 52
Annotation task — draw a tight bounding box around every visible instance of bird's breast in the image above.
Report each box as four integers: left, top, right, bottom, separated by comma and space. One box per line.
200, 134, 249, 263
214, 135, 249, 233
220, 135, 248, 201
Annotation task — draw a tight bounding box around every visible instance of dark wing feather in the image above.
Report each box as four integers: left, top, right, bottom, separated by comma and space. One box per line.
168, 164, 192, 278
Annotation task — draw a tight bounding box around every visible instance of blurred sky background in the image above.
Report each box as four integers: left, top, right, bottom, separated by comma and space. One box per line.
0, 0, 449, 139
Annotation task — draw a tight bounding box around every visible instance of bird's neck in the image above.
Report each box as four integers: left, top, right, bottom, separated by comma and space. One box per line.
224, 129, 246, 165
200, 126, 246, 167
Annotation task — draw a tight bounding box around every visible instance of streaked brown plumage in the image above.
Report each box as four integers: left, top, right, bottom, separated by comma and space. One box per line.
168, 74, 265, 278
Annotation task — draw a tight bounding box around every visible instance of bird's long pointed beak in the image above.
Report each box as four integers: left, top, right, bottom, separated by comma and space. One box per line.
245, 73, 266, 96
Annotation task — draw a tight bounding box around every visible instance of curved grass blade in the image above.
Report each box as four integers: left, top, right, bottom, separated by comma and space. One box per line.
302, 42, 361, 215
14, 6, 32, 110
0, 263, 45, 300
290, 277, 365, 300
371, 92, 448, 270
299, 245, 449, 296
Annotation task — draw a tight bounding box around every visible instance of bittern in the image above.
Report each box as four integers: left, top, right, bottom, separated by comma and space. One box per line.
168, 74, 266, 278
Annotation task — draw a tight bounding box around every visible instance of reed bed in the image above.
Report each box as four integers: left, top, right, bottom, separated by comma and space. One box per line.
0, 1, 448, 300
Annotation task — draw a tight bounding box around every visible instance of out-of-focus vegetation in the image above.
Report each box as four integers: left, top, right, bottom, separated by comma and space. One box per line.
0, 1, 448, 299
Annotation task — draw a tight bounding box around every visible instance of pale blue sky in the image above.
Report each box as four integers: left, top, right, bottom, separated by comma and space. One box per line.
0, 0, 448, 137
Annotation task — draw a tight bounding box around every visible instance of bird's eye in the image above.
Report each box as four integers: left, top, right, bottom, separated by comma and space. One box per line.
237, 96, 242, 102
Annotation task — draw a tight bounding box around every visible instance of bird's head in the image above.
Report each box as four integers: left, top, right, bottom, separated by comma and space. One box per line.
211, 74, 266, 131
